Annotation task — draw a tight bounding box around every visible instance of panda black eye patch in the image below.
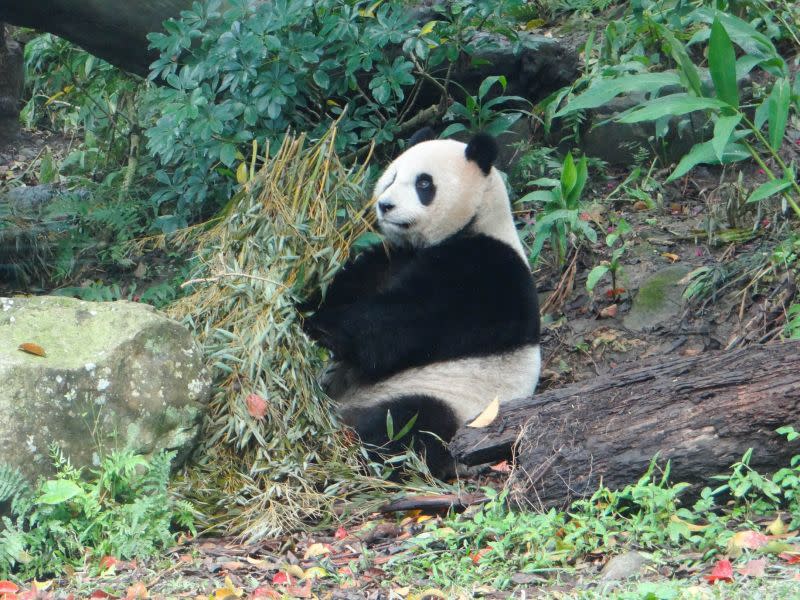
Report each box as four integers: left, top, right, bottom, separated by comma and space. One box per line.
415, 173, 436, 205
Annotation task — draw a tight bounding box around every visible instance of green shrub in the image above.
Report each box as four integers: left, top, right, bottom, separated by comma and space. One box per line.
0, 446, 195, 580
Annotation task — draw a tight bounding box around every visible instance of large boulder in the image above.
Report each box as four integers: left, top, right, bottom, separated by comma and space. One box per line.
0, 295, 210, 482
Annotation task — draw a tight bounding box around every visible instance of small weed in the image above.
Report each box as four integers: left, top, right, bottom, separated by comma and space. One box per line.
587, 217, 632, 300
518, 151, 598, 266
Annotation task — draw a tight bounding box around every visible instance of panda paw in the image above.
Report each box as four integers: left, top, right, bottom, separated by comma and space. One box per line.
303, 309, 358, 359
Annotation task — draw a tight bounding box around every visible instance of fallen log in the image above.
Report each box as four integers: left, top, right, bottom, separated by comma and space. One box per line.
450, 340, 800, 507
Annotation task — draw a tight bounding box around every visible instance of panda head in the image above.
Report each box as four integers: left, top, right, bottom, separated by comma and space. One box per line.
373, 129, 523, 255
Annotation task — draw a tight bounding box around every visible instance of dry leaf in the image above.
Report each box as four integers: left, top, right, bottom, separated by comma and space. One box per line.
125, 582, 149, 599
661, 252, 680, 263
728, 530, 769, 555
704, 559, 734, 584
490, 460, 511, 473
766, 515, 786, 536
303, 543, 331, 559
467, 397, 499, 428
213, 577, 243, 600
737, 558, 767, 578
246, 393, 268, 420
18, 342, 46, 357
599, 304, 618, 319
632, 200, 649, 211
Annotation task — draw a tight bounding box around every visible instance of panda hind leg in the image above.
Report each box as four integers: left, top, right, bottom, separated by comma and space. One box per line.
340, 395, 460, 480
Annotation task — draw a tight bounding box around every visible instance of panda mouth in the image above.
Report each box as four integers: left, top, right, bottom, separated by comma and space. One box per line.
381, 219, 414, 230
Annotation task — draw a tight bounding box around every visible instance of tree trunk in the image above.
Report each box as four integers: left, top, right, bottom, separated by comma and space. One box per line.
0, 25, 23, 145
450, 340, 800, 507
0, 1, 192, 75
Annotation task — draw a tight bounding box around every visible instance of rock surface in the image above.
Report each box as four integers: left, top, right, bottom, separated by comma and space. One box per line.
0, 295, 210, 482
623, 265, 692, 332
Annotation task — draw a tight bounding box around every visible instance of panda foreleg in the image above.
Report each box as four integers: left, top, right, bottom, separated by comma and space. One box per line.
340, 394, 460, 479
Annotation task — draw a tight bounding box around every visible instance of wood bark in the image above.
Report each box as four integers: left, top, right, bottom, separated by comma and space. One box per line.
450, 340, 800, 507
0, 1, 192, 75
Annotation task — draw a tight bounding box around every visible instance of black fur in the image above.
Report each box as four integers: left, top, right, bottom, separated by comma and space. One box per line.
304, 233, 539, 381
408, 127, 436, 147
415, 173, 436, 206
465, 132, 498, 175
303, 232, 540, 476
340, 395, 460, 478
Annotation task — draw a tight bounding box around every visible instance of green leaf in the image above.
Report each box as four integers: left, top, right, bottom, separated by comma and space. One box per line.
709, 19, 739, 108
440, 122, 468, 138
767, 78, 790, 152
518, 189, 557, 205
566, 156, 588, 208
561, 152, 577, 199
392, 413, 419, 441
37, 479, 83, 505
617, 94, 726, 123
527, 177, 561, 188
478, 75, 505, 100
711, 115, 741, 161
586, 265, 610, 291
312, 70, 330, 89
746, 178, 792, 204
666, 140, 749, 182
554, 72, 682, 117
653, 24, 702, 96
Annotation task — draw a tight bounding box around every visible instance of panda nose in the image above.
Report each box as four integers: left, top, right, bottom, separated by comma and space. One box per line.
378, 200, 395, 214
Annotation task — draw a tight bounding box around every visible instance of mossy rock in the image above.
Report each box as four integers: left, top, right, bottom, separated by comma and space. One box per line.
0, 296, 210, 483
623, 266, 692, 332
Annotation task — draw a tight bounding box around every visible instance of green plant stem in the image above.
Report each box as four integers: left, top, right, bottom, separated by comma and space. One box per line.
741, 137, 800, 220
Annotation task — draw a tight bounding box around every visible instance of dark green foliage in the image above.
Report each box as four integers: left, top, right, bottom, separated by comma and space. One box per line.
144, 0, 531, 230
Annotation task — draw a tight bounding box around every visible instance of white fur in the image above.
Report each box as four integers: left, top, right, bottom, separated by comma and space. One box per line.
325, 137, 540, 429
374, 139, 526, 261
334, 344, 541, 422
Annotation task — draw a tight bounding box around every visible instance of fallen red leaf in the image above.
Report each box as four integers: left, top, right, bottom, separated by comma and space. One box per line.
246, 393, 268, 420
489, 460, 511, 473
271, 572, 292, 586
471, 547, 492, 565
0, 583, 18, 594
779, 552, 800, 564
605, 288, 626, 298
99, 556, 118, 571
284, 580, 311, 599
704, 559, 734, 584
334, 526, 348, 540
0, 594, 18, 600
89, 591, 117, 599
737, 558, 767, 577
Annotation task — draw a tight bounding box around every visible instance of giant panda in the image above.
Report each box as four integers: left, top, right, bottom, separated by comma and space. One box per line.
303, 128, 541, 477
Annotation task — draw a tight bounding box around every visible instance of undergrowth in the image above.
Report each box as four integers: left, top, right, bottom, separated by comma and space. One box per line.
394, 427, 800, 592
0, 446, 194, 580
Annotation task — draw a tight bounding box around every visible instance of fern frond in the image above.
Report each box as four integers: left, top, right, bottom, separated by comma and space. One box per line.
0, 465, 28, 504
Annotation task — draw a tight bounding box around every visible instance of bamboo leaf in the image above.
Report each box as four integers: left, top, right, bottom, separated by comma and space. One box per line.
617, 94, 725, 123
746, 178, 792, 204
711, 115, 742, 161
666, 140, 749, 182
561, 152, 578, 199
767, 78, 790, 151
554, 72, 682, 117
586, 265, 610, 291
653, 24, 702, 96
709, 19, 739, 108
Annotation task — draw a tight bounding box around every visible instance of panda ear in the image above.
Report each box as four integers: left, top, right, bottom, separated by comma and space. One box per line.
465, 132, 498, 175
407, 127, 436, 147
